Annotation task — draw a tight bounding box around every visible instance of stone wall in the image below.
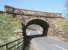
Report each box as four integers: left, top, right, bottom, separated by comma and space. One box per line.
0, 5, 64, 38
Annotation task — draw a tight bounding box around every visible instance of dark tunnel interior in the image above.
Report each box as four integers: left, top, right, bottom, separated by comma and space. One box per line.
25, 19, 49, 37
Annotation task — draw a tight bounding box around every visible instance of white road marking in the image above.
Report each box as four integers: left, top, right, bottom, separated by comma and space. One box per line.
55, 45, 67, 50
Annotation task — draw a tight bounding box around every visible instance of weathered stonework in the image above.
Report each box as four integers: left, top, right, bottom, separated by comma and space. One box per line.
0, 5, 64, 37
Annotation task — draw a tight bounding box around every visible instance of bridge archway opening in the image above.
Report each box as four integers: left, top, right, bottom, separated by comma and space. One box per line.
26, 24, 43, 36
24, 19, 49, 38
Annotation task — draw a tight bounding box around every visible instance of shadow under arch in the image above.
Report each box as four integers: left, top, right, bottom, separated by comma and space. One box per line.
22, 19, 49, 50
25, 19, 49, 38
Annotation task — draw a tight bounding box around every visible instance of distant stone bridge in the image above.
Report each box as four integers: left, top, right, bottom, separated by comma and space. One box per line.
0, 5, 64, 37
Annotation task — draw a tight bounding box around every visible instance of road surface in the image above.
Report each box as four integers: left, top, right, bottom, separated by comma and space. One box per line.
30, 37, 68, 50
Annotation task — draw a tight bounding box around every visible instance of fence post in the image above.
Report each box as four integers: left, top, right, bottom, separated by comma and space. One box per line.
6, 44, 9, 50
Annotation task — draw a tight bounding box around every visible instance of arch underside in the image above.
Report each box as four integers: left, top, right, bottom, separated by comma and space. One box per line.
23, 19, 49, 38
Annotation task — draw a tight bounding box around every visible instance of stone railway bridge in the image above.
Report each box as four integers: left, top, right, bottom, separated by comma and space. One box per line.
0, 5, 64, 37
0, 5, 67, 50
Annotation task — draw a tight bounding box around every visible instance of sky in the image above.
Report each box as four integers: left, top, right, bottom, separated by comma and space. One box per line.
0, 0, 65, 14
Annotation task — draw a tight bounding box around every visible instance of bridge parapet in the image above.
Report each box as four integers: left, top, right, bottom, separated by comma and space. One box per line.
5, 5, 63, 18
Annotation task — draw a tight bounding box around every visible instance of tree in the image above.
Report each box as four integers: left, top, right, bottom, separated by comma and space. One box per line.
66, 0, 68, 17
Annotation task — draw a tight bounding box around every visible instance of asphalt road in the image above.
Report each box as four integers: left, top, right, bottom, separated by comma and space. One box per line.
30, 37, 68, 50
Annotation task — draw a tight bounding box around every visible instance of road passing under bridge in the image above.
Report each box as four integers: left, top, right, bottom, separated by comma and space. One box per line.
30, 36, 68, 50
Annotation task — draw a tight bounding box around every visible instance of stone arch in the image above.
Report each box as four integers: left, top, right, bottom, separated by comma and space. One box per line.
23, 19, 49, 38
25, 17, 49, 25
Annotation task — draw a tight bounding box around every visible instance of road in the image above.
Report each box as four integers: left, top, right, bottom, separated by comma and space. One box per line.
30, 37, 68, 50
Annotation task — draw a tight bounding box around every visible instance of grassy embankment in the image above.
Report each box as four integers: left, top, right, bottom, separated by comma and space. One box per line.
0, 15, 21, 50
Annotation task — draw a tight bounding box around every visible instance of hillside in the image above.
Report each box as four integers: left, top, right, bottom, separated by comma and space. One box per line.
0, 15, 21, 45
62, 19, 68, 41
56, 18, 68, 42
